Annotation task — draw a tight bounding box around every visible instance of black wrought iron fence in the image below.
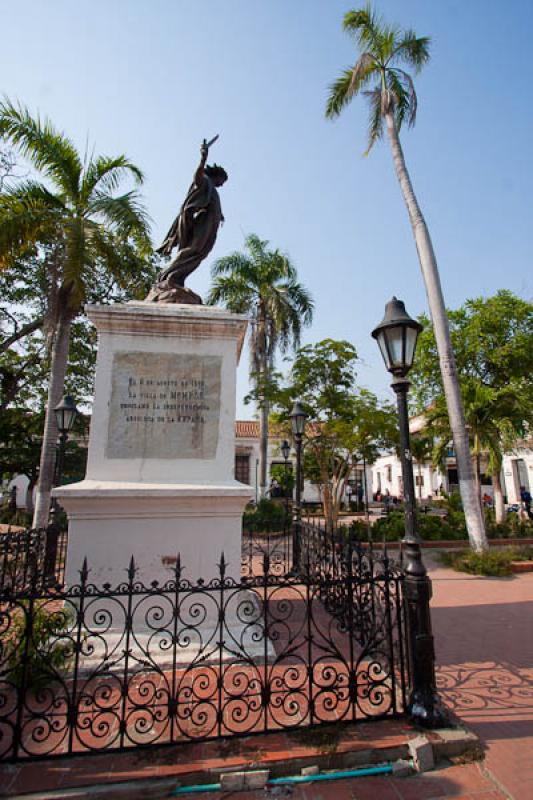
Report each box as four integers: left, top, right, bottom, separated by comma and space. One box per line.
241, 527, 293, 577
0, 526, 67, 593
0, 546, 408, 763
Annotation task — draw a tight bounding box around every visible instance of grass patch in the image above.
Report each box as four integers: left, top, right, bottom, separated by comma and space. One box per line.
440, 545, 533, 577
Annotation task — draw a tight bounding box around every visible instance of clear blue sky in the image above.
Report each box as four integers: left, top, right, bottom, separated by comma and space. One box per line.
2, 0, 532, 416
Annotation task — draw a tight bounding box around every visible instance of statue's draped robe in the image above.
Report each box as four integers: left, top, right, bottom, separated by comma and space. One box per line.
156, 174, 222, 287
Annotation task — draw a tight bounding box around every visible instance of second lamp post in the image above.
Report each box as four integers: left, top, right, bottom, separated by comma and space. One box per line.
290, 400, 307, 573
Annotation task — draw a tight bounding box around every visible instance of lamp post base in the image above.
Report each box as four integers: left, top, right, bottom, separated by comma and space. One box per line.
407, 688, 449, 729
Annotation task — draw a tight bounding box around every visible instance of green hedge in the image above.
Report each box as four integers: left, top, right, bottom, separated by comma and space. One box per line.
440, 545, 533, 576
372, 510, 468, 542
371, 508, 532, 542
243, 498, 290, 533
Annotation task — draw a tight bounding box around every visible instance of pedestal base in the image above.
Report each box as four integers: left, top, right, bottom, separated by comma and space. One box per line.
57, 480, 251, 586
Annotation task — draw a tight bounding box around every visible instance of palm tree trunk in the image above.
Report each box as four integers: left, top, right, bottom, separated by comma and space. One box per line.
476, 451, 483, 513
32, 311, 72, 528
492, 470, 506, 524
384, 111, 488, 552
259, 393, 269, 499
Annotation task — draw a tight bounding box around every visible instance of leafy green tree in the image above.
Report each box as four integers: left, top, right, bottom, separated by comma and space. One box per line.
411, 291, 533, 522
0, 100, 153, 526
273, 339, 397, 530
207, 234, 313, 498
411, 291, 533, 408
325, 6, 487, 551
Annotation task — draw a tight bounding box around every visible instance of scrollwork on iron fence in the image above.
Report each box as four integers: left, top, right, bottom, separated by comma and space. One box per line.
0, 543, 408, 763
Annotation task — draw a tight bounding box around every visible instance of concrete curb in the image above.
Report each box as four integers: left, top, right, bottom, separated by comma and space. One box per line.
3, 727, 480, 799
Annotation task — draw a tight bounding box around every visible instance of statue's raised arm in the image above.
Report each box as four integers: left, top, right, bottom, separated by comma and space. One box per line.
193, 136, 218, 187
148, 136, 227, 304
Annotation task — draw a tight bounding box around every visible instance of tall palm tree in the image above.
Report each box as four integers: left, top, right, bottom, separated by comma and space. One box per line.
0, 100, 152, 527
430, 380, 527, 523
207, 234, 313, 497
326, 6, 488, 551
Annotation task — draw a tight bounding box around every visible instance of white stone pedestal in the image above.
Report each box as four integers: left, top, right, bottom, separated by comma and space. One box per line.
55, 302, 252, 587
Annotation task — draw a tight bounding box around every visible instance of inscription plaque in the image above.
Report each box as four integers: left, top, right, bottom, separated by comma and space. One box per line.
106, 352, 221, 459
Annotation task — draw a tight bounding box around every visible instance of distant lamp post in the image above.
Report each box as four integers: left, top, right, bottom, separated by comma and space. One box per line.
52, 395, 78, 508
372, 297, 446, 728
290, 400, 307, 572
280, 439, 291, 521
46, 394, 78, 583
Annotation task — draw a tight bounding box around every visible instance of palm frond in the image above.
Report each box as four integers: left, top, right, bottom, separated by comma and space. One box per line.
86, 223, 144, 290
0, 179, 65, 211
392, 31, 430, 72
0, 189, 60, 268
343, 6, 381, 52
0, 99, 82, 199
82, 155, 144, 201
245, 234, 271, 269
88, 190, 151, 247
386, 70, 415, 131
362, 88, 384, 154
326, 69, 359, 118
206, 273, 255, 313
210, 252, 257, 284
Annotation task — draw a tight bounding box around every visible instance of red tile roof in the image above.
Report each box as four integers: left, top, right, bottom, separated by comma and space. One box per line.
235, 420, 260, 438
235, 420, 321, 439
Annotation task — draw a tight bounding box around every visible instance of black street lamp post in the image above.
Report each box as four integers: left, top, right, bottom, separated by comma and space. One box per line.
46, 395, 78, 584
372, 297, 446, 728
280, 439, 291, 524
52, 395, 78, 502
290, 400, 307, 573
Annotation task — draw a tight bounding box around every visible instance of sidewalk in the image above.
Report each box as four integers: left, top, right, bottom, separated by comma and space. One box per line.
429, 553, 533, 800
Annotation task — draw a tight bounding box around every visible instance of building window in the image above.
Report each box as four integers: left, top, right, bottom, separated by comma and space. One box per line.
415, 475, 424, 487
235, 454, 250, 484
386, 465, 392, 482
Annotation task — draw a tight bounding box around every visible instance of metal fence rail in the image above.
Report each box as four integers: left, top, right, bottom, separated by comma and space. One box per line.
0, 546, 408, 763
0, 526, 67, 593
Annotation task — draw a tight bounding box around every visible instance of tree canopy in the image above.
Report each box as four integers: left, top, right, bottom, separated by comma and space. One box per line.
411, 291, 533, 410
273, 338, 397, 529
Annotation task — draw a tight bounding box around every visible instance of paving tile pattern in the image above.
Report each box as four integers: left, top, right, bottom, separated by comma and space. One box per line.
429, 557, 533, 800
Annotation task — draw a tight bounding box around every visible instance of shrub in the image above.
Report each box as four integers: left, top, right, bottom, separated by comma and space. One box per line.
372, 510, 468, 542
373, 512, 406, 541
440, 545, 533, 577
5, 601, 74, 690
243, 498, 289, 533
484, 509, 532, 539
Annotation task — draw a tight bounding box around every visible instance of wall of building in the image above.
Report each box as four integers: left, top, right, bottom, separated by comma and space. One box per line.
502, 450, 533, 503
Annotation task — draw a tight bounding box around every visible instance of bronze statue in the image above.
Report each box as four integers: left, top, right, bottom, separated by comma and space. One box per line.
147, 137, 227, 303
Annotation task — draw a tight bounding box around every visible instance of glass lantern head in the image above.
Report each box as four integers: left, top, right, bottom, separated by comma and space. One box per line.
54, 395, 78, 435
371, 297, 423, 377
290, 400, 307, 437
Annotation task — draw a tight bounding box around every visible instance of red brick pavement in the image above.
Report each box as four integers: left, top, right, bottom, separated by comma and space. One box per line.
429, 555, 533, 800
1, 554, 530, 799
